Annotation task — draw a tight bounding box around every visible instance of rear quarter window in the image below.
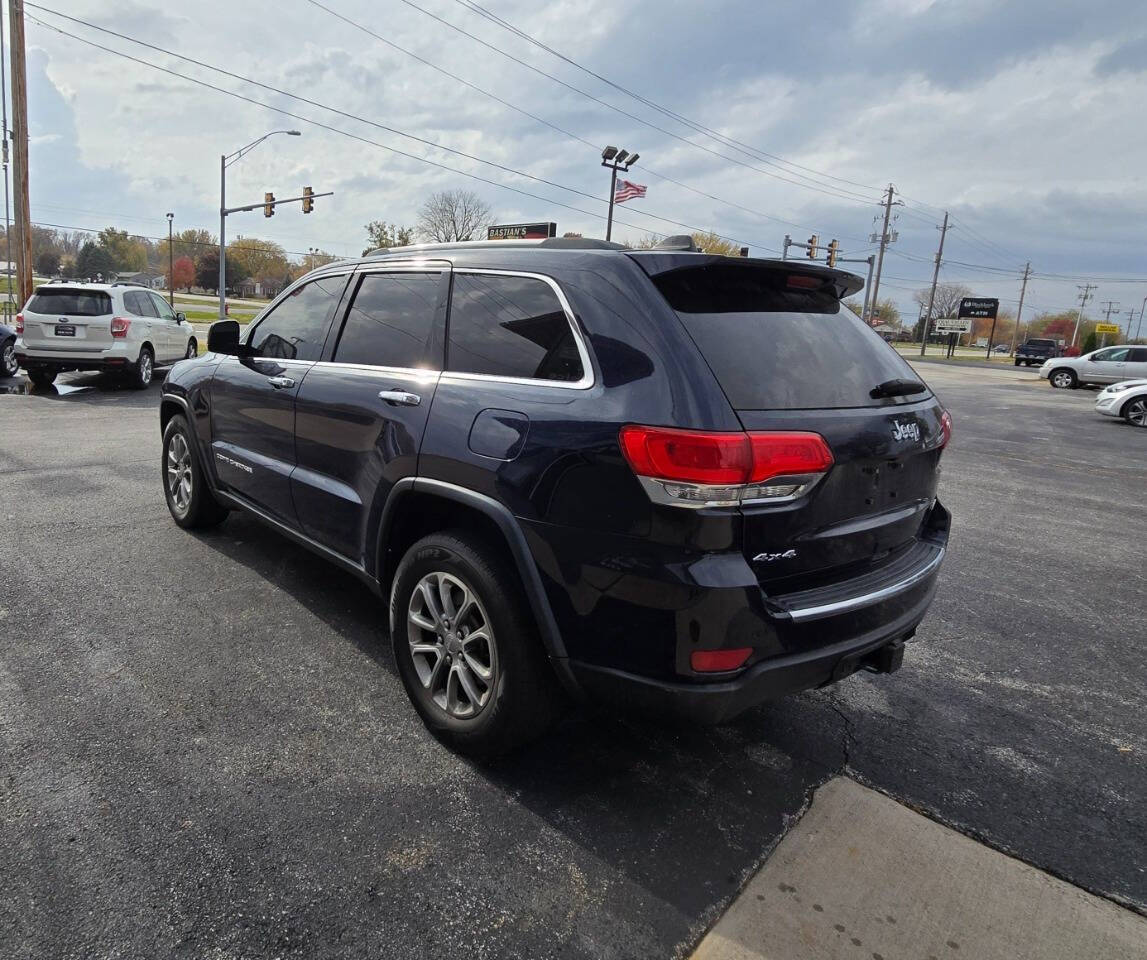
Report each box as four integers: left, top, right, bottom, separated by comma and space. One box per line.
26, 289, 112, 316
651, 262, 927, 410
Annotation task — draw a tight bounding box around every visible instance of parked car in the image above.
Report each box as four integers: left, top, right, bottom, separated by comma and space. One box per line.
1040, 345, 1147, 389
1015, 337, 1060, 366
159, 240, 952, 755
1095, 379, 1147, 427
1, 320, 17, 378
14, 281, 196, 388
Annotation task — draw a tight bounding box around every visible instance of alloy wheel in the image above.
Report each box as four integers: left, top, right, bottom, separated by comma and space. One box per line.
407, 571, 497, 720
2, 341, 16, 377
166, 432, 193, 513
1052, 371, 1073, 388
1127, 399, 1147, 427
139, 352, 153, 384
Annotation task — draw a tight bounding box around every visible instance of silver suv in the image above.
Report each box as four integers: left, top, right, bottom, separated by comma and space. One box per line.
15, 281, 197, 388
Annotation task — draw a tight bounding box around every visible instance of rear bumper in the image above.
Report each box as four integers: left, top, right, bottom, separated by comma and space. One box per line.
569, 571, 935, 724
15, 341, 135, 371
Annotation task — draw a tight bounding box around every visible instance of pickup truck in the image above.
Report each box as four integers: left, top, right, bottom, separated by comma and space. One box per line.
1015, 338, 1060, 366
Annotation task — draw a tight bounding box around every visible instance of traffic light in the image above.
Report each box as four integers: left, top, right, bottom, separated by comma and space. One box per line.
807, 234, 818, 259
827, 239, 839, 268
302, 186, 314, 214
263, 192, 275, 218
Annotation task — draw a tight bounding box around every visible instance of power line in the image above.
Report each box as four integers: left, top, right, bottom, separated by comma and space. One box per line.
26, 10, 778, 253
447, 0, 888, 197
392, 0, 879, 205
303, 0, 862, 242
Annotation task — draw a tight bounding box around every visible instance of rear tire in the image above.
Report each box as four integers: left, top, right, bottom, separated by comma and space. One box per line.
162, 414, 229, 529
28, 367, 56, 386
390, 531, 564, 758
1049, 368, 1077, 389
185, 338, 197, 359
129, 345, 154, 390
1014, 358, 1021, 366
1122, 396, 1147, 428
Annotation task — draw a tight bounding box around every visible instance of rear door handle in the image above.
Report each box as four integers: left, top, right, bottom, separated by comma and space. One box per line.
267, 375, 296, 389
378, 389, 421, 406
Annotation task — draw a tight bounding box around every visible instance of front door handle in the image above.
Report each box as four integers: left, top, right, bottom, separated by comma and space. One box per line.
267, 375, 296, 389
378, 389, 421, 406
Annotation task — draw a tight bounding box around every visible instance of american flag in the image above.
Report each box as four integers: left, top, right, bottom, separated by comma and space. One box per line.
614, 179, 647, 204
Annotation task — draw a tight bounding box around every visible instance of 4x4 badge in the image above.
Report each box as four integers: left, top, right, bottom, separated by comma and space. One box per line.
753, 549, 797, 563
891, 420, 920, 442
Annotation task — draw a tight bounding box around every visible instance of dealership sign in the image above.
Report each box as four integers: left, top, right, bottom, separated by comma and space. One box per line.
933, 317, 973, 334
1095, 322, 1121, 334
487, 222, 558, 240
957, 297, 999, 319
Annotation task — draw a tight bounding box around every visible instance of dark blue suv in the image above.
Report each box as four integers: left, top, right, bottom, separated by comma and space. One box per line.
160, 238, 951, 755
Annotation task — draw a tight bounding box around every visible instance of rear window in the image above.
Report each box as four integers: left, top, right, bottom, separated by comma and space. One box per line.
1026, 339, 1055, 347
26, 288, 112, 316
651, 263, 927, 410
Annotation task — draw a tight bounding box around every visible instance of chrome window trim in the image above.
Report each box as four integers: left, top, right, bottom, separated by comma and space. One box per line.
444, 268, 595, 391
309, 359, 441, 381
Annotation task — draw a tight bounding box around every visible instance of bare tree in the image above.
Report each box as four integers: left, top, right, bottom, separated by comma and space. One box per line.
416, 189, 492, 242
913, 282, 971, 321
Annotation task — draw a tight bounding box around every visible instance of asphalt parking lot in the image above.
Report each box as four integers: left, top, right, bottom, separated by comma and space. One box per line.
1, 361, 1144, 958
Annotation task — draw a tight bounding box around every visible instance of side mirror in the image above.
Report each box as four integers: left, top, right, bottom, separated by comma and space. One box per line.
175, 311, 186, 324
207, 319, 242, 355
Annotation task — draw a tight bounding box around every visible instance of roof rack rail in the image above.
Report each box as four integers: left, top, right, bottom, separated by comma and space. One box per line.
537, 237, 626, 250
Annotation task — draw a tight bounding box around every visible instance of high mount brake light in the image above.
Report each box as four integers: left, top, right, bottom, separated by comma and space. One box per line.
110, 317, 131, 338
619, 425, 834, 508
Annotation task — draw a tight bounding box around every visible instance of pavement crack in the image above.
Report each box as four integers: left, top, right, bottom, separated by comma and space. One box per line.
827, 695, 855, 773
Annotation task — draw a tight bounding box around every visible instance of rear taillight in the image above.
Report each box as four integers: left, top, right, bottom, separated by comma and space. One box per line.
618, 425, 834, 508
14, 313, 23, 335
939, 409, 953, 449
110, 316, 131, 338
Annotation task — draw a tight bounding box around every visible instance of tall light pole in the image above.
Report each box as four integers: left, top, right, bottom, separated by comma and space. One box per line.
601, 145, 638, 243
219, 129, 300, 320
1137, 294, 1147, 341
166, 212, 174, 306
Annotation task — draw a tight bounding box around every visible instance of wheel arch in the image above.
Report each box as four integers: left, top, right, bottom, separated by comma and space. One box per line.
376, 479, 575, 688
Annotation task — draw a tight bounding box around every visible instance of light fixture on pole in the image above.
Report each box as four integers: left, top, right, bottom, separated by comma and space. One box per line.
219, 129, 301, 320
601, 145, 639, 243
166, 212, 174, 307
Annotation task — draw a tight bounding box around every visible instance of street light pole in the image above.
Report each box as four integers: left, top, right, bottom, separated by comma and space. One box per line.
219, 129, 301, 320
601, 145, 638, 243
166, 212, 174, 306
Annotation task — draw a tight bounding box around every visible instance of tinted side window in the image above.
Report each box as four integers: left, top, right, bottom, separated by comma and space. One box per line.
447, 273, 583, 382
333, 271, 442, 368
1129, 348, 1147, 362
248, 275, 345, 361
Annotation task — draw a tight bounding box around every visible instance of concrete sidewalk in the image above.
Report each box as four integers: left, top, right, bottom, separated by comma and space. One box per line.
693, 778, 1147, 960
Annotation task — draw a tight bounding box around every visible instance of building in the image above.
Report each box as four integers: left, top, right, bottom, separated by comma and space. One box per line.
116, 271, 166, 289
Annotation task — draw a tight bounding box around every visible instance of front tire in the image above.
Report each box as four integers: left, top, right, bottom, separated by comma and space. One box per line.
162, 414, 229, 529
130, 345, 154, 390
390, 531, 564, 757
1049, 368, 1077, 389
1122, 396, 1147, 427
185, 338, 197, 360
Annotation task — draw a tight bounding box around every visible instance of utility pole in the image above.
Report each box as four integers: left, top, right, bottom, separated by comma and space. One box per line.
1137, 294, 1147, 341
1124, 306, 1138, 342
8, 0, 32, 308
867, 183, 899, 325
166, 212, 174, 306
919, 211, 949, 355
1099, 300, 1119, 348
1009, 261, 1031, 357
1071, 283, 1095, 348
1, 1, 12, 316
859, 255, 875, 325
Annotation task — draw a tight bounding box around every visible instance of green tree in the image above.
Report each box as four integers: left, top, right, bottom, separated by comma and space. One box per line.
363, 220, 414, 254
867, 298, 901, 327
196, 250, 248, 293
35, 250, 61, 276
226, 237, 288, 283
97, 227, 147, 271
75, 242, 118, 280
1081, 330, 1098, 354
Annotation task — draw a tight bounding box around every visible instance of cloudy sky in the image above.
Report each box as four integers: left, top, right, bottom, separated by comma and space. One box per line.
17, 0, 1147, 326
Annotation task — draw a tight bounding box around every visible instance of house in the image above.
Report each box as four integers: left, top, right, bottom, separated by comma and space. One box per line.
116, 271, 166, 289
236, 277, 288, 299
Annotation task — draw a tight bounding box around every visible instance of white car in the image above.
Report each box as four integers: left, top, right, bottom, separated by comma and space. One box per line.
14, 281, 197, 389
1039, 345, 1147, 389
1095, 379, 1147, 427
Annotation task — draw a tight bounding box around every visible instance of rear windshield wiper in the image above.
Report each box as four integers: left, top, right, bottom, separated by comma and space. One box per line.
870, 378, 927, 399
